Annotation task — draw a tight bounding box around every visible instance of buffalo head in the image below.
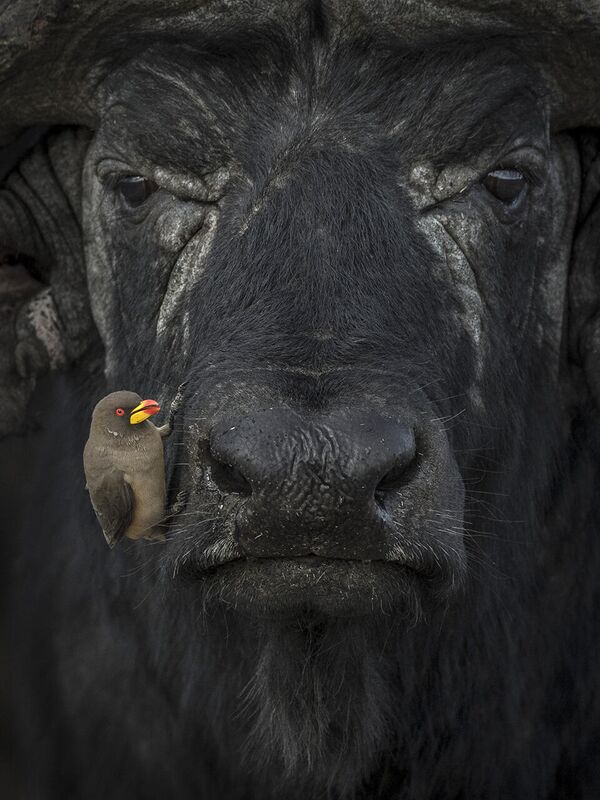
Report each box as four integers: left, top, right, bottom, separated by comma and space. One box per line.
2, 2, 600, 798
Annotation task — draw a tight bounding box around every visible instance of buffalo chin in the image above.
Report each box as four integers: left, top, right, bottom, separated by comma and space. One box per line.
183, 556, 458, 620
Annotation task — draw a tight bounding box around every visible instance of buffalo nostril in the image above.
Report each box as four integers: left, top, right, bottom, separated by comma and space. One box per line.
376, 463, 411, 493
209, 460, 252, 496
374, 435, 418, 503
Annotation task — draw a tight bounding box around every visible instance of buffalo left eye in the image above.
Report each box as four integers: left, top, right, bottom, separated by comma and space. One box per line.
116, 176, 158, 207
482, 169, 528, 205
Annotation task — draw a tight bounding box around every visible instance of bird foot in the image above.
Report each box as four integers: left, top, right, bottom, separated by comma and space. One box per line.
159, 381, 188, 438
167, 488, 188, 519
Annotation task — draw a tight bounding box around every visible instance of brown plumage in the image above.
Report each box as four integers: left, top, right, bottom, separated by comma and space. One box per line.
83, 390, 171, 547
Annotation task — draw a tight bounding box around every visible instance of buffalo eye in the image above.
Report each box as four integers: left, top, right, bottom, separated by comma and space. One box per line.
482, 169, 528, 205
116, 176, 158, 207
115, 408, 125, 417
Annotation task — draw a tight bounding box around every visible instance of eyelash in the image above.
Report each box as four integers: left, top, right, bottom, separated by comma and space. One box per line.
490, 162, 540, 187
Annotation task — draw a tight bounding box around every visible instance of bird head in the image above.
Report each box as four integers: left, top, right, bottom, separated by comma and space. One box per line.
91, 391, 161, 432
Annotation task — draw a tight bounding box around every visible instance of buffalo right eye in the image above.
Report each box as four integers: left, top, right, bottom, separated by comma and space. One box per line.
482, 169, 528, 205
116, 176, 158, 207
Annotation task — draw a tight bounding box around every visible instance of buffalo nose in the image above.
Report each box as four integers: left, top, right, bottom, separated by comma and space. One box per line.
208, 409, 417, 559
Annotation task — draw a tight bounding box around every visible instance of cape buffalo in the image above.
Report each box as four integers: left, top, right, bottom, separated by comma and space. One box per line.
1, 2, 600, 798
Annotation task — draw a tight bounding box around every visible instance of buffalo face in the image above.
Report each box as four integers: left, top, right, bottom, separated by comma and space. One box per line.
81, 35, 579, 618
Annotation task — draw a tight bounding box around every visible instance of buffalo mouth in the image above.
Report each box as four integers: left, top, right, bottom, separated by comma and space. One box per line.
167, 543, 465, 619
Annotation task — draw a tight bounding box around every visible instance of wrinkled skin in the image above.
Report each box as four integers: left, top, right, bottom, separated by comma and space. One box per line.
3, 9, 600, 800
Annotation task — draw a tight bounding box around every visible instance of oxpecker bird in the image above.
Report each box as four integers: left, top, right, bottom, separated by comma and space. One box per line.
84, 390, 176, 547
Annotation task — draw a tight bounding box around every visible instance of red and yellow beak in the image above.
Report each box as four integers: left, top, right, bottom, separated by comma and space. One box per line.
130, 399, 161, 425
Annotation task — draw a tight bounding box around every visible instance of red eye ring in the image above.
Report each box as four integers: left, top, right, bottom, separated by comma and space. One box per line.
115, 408, 125, 416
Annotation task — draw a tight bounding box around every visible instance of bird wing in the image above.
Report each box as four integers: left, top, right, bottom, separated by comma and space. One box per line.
87, 470, 134, 548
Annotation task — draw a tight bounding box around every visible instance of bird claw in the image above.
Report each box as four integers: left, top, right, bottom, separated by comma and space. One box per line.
159, 382, 188, 437
167, 488, 188, 518
171, 381, 188, 411
169, 381, 187, 413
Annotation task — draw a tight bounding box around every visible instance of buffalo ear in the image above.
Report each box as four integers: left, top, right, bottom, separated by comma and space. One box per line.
0, 127, 99, 437
569, 131, 600, 409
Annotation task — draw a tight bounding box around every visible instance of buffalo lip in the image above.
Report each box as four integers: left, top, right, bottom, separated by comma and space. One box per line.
185, 553, 429, 578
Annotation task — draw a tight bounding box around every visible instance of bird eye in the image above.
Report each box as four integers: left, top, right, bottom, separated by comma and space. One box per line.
482, 169, 528, 205
115, 408, 125, 416
116, 176, 158, 207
